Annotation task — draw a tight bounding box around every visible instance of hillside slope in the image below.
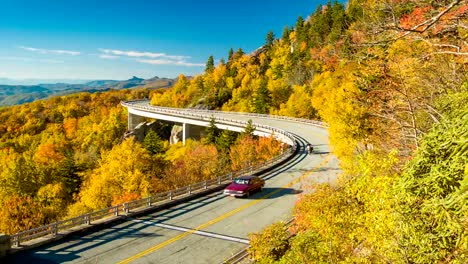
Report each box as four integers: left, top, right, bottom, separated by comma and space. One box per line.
0, 76, 175, 106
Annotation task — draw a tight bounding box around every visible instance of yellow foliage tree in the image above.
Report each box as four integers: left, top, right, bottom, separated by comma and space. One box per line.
275, 84, 317, 118
70, 139, 156, 214
37, 182, 68, 222
311, 67, 367, 166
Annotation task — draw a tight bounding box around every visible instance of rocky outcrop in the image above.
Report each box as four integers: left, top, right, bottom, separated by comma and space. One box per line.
170, 125, 183, 144
188, 98, 214, 110
122, 120, 172, 143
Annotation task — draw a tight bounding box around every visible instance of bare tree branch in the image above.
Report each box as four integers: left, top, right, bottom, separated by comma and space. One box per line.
396, 0, 462, 37
427, 51, 468, 56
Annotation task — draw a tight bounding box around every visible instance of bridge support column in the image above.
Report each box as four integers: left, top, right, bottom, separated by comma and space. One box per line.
182, 123, 204, 145
128, 113, 145, 131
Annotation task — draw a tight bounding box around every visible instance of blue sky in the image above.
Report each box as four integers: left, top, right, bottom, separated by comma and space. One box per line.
0, 0, 326, 81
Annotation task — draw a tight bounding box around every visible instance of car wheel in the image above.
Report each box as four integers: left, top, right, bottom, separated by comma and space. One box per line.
245, 192, 250, 198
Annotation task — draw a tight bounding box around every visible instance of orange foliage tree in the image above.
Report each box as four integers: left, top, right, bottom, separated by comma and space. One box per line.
0, 195, 46, 235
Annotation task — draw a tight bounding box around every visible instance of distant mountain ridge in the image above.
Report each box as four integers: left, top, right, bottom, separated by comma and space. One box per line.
0, 76, 176, 107
0, 78, 91, 86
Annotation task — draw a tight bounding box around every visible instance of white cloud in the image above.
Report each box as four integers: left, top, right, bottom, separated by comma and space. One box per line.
99, 48, 189, 60
19, 46, 81, 56
137, 59, 204, 67
136, 59, 173, 65
99, 48, 203, 67
100, 49, 165, 58
99, 54, 120, 59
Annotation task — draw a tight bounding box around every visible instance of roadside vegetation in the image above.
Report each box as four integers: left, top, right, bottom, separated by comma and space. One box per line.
0, 0, 466, 262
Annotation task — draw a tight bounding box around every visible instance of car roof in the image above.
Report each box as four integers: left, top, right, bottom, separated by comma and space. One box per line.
237, 176, 256, 180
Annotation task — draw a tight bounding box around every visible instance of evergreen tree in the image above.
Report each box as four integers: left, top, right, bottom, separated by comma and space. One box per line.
295, 16, 306, 42
282, 26, 290, 43
235, 48, 244, 59
204, 117, 220, 145
253, 78, 272, 114
143, 130, 164, 154
329, 1, 346, 42
228, 48, 234, 60
205, 55, 215, 73
265, 30, 275, 48
324, 1, 334, 34
241, 119, 256, 138
215, 130, 238, 152
309, 4, 326, 45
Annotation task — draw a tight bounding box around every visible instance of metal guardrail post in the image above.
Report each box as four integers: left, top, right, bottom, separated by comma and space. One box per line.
204, 181, 207, 189
188, 185, 192, 195
217, 177, 221, 184
114, 206, 119, 216
52, 223, 58, 236
123, 203, 129, 214
169, 191, 173, 200
147, 197, 152, 206
15, 237, 20, 247
85, 214, 90, 225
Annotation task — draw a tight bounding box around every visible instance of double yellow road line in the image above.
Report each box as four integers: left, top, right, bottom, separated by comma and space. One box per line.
119, 153, 331, 263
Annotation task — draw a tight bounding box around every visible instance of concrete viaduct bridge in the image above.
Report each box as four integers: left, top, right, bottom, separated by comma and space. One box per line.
3, 100, 340, 264
125, 100, 295, 146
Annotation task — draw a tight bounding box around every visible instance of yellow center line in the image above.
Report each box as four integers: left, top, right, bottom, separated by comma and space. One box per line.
119, 153, 332, 264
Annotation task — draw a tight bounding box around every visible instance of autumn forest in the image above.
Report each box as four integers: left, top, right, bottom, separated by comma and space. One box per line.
0, 0, 467, 263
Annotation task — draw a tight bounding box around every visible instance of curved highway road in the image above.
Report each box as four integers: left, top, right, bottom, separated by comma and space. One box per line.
5, 104, 340, 264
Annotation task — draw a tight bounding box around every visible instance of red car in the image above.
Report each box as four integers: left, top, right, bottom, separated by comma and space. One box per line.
224, 176, 265, 197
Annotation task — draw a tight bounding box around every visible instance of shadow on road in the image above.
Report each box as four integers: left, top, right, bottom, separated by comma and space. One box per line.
242, 187, 303, 200
311, 151, 330, 155
313, 166, 341, 173
3, 224, 163, 264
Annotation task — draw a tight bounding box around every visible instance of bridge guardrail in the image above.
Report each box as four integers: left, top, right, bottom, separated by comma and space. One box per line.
122, 100, 299, 146
10, 102, 303, 248
121, 99, 328, 128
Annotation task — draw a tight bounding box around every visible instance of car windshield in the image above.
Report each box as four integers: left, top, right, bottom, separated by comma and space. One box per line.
234, 179, 250, 185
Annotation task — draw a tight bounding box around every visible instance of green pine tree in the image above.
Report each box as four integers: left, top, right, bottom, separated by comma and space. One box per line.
282, 26, 290, 43
205, 55, 215, 73
215, 130, 238, 152
143, 130, 164, 154
204, 117, 220, 145
265, 30, 275, 48
241, 119, 256, 138
253, 78, 271, 114
235, 48, 244, 59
